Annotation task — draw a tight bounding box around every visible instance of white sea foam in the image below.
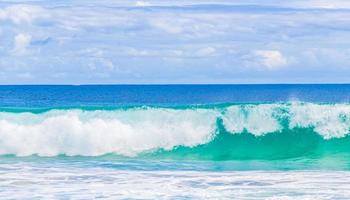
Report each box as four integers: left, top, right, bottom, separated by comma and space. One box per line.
222, 104, 283, 136
1, 161, 350, 199
289, 103, 350, 139
222, 103, 350, 138
0, 108, 218, 156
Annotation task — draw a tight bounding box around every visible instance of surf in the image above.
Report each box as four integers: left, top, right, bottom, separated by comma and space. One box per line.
0, 102, 349, 159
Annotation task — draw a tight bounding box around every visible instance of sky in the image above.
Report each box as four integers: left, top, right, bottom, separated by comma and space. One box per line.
0, 0, 350, 84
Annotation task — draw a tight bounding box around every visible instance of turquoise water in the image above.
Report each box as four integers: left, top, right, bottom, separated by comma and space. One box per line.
1, 85, 350, 199
1, 102, 350, 166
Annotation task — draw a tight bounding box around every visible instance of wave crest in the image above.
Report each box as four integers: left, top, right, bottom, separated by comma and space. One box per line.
0, 102, 350, 157
0, 108, 218, 156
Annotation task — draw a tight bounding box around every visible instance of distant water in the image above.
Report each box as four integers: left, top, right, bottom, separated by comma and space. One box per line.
1, 84, 350, 199
1, 84, 350, 107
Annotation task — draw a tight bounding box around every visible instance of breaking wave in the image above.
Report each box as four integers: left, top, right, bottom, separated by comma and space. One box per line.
0, 102, 350, 159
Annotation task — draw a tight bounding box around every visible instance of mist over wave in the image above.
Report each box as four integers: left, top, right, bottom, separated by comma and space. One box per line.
0, 102, 350, 158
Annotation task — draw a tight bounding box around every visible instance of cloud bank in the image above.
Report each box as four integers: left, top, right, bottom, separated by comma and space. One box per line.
0, 1, 349, 84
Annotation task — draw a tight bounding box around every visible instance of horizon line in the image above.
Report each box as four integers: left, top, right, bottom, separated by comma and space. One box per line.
0, 83, 350, 86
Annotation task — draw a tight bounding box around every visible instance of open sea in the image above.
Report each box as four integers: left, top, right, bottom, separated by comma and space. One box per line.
1, 84, 350, 199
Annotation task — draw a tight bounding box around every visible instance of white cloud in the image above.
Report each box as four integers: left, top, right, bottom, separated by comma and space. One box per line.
16, 72, 33, 79
135, 1, 151, 7
254, 50, 287, 70
100, 58, 117, 71
288, 0, 350, 9
195, 47, 216, 57
12, 33, 32, 56
126, 48, 155, 57
125, 48, 185, 58
1, 1, 350, 84
0, 5, 48, 24
150, 18, 184, 34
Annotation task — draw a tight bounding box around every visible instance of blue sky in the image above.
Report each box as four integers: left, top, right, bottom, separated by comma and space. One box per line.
0, 0, 350, 84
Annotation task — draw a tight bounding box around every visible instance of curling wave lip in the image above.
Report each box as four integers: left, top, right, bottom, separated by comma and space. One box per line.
0, 102, 349, 159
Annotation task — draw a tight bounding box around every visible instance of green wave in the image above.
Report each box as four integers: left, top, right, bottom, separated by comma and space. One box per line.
145, 120, 350, 161
0, 102, 350, 162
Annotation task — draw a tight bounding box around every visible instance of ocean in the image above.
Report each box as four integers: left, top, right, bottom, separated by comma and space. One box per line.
1, 84, 350, 199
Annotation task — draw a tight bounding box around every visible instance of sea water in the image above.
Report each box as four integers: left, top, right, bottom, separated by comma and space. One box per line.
0, 84, 350, 199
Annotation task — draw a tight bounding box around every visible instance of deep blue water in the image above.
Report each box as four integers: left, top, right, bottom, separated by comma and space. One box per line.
0, 84, 349, 107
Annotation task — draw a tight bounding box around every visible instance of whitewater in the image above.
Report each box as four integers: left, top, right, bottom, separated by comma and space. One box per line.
2, 163, 350, 199
1, 102, 350, 161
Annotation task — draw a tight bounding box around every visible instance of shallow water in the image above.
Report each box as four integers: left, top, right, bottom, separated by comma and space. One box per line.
1, 160, 350, 199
